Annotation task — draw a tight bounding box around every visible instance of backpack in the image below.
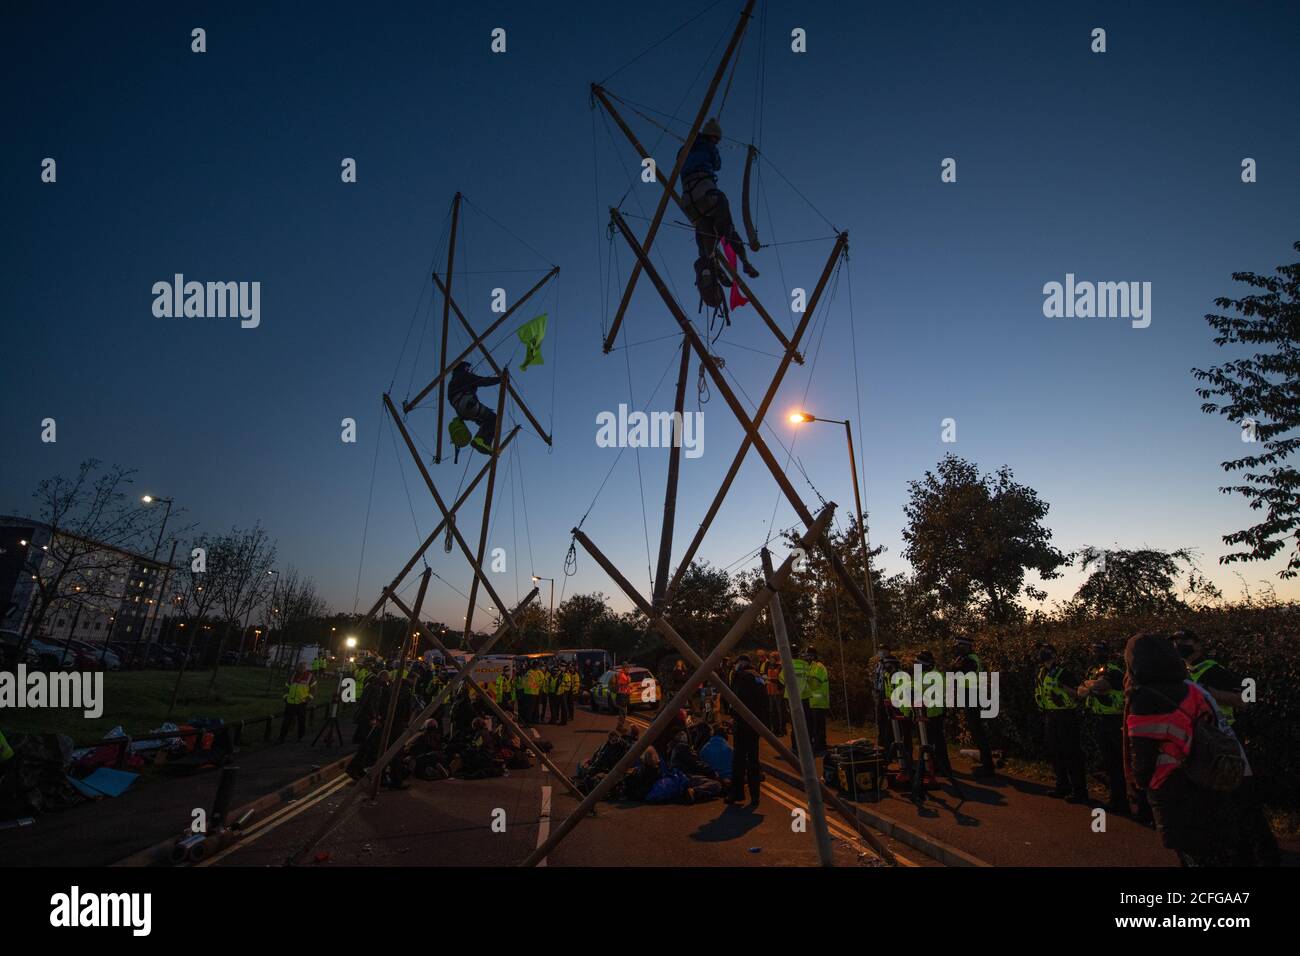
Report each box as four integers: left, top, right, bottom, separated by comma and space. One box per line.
1182, 683, 1247, 792
1151, 681, 1246, 793
448, 417, 472, 463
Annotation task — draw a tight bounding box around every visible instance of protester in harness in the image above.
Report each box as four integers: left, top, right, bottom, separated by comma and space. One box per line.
679, 118, 759, 312
448, 361, 502, 456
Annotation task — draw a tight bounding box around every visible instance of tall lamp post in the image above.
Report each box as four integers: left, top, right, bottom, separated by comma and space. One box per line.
137, 494, 175, 664
788, 411, 878, 652
532, 575, 555, 648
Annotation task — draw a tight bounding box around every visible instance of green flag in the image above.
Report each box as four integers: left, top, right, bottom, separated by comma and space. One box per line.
516, 313, 548, 371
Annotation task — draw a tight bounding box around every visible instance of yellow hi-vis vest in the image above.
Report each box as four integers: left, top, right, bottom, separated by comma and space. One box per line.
894, 670, 943, 718
524, 669, 541, 695
780, 658, 811, 701
1084, 663, 1125, 715
0, 729, 13, 764
807, 661, 830, 709
1035, 666, 1076, 712
285, 680, 312, 705
1189, 659, 1236, 725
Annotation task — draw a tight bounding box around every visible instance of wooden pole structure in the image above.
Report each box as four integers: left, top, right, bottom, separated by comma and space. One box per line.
761, 547, 834, 866
405, 267, 558, 413
653, 337, 691, 607
461, 371, 509, 646
369, 568, 429, 799
601, 0, 758, 353
520, 504, 835, 868
608, 209, 875, 623
661, 233, 846, 605
434, 192, 462, 464
572, 527, 896, 864
843, 419, 878, 653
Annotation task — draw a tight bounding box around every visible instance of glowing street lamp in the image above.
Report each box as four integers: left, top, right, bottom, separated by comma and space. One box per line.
787, 409, 878, 650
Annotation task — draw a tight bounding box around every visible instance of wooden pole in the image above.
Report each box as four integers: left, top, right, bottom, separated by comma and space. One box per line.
761, 547, 834, 866
434, 193, 461, 464
600, 0, 759, 353
653, 337, 691, 607
461, 371, 509, 645
520, 504, 835, 868
843, 419, 878, 653
369, 568, 429, 799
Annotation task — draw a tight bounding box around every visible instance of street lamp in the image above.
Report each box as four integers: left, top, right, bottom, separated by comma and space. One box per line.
788, 410, 878, 651
532, 575, 555, 649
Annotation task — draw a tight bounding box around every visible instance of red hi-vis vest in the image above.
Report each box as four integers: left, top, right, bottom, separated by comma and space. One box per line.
1125, 683, 1215, 790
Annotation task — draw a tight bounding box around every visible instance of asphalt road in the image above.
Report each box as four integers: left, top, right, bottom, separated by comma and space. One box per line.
208, 705, 908, 867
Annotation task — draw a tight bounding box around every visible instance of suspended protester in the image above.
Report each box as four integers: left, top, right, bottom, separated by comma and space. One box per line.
678, 118, 759, 309
447, 361, 502, 456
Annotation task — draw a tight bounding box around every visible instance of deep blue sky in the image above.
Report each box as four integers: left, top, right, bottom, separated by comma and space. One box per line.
4, 1, 1298, 628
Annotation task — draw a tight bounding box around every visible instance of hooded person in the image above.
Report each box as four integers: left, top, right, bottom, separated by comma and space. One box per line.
1124, 632, 1238, 867
726, 655, 767, 807
447, 361, 502, 455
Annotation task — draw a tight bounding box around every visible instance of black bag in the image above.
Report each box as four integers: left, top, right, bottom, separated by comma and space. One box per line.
1153, 682, 1246, 793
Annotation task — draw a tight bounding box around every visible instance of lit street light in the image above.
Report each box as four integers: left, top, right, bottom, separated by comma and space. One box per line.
532, 575, 556, 648
788, 410, 878, 650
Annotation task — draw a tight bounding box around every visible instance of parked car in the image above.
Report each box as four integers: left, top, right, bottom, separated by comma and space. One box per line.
589, 666, 660, 713
25, 637, 73, 669
0, 629, 41, 668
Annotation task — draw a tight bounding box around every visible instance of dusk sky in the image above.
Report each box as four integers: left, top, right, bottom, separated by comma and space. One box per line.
4, 1, 1298, 629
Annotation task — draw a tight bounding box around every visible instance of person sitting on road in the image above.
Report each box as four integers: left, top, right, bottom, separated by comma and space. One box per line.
698, 723, 734, 786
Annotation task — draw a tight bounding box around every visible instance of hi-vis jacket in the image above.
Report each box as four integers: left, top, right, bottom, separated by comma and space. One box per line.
779, 658, 811, 701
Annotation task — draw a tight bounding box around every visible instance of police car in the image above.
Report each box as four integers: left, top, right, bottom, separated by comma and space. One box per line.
589, 666, 660, 713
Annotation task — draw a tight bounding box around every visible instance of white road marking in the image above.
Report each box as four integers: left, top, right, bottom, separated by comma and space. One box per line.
536, 785, 553, 868
200, 774, 351, 866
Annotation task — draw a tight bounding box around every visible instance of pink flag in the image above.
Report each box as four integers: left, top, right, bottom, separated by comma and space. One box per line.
720, 238, 748, 310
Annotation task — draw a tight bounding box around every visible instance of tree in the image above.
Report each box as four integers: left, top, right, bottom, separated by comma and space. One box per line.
1066, 546, 1213, 619
555, 593, 613, 646
15, 460, 151, 653
207, 524, 277, 687
902, 455, 1065, 625
1192, 241, 1300, 578
665, 561, 736, 655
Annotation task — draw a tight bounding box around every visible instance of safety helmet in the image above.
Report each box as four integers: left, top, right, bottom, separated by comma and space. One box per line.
702, 117, 722, 140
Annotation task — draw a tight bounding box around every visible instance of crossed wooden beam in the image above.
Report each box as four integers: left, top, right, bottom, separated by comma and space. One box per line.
401, 192, 559, 463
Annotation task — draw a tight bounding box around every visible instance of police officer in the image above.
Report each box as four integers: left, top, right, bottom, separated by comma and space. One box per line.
778, 648, 813, 754
913, 650, 951, 776
1077, 640, 1127, 812
805, 647, 830, 754
951, 635, 995, 777
1034, 644, 1088, 803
